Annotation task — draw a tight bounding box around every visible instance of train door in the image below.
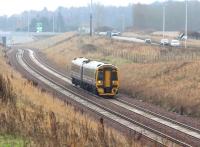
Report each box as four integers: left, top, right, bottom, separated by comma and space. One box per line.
104, 69, 112, 93
104, 70, 111, 87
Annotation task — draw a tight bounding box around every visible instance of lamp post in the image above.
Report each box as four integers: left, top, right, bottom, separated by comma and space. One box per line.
28, 11, 30, 34
90, 0, 93, 36
185, 0, 188, 48
162, 4, 166, 39
52, 13, 55, 33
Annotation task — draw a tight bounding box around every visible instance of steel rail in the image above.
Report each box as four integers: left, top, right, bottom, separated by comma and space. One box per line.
29, 49, 200, 138
16, 49, 191, 147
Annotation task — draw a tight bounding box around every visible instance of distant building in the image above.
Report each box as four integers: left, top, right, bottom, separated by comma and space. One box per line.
78, 26, 90, 35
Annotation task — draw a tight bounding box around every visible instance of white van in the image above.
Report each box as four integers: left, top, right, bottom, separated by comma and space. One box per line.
160, 39, 169, 46
170, 40, 180, 47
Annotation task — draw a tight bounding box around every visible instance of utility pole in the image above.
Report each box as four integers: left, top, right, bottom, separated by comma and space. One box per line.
162, 5, 166, 39
28, 11, 30, 34
121, 14, 125, 32
185, 0, 188, 48
52, 14, 55, 33
90, 0, 93, 36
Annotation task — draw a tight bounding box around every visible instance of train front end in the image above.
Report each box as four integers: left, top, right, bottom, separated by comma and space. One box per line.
96, 65, 119, 97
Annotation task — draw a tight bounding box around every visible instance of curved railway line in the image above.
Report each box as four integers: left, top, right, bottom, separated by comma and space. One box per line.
7, 48, 200, 146
30, 49, 200, 135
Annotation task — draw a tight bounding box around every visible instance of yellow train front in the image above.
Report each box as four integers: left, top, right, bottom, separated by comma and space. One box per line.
71, 57, 119, 97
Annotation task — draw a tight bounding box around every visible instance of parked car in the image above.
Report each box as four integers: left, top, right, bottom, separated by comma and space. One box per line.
160, 39, 169, 46
98, 32, 107, 36
144, 39, 151, 44
181, 35, 188, 40
111, 31, 121, 36
170, 40, 180, 47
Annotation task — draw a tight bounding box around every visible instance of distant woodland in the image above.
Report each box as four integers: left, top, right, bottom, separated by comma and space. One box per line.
0, 1, 199, 32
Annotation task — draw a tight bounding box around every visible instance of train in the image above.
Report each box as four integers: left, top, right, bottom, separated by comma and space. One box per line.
71, 57, 119, 97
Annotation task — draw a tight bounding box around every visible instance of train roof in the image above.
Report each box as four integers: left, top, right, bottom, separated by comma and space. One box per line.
72, 57, 116, 70
84, 60, 105, 69
72, 57, 89, 66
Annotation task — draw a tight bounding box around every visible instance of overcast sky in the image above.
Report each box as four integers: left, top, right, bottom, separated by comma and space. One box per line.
0, 0, 186, 16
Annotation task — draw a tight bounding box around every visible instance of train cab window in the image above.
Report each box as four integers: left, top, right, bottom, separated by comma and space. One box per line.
112, 71, 118, 80
98, 71, 104, 80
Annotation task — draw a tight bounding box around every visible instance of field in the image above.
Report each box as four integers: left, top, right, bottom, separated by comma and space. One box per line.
23, 32, 200, 118
0, 47, 141, 146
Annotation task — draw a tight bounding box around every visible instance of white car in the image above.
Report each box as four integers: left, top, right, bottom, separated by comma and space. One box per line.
170, 40, 180, 47
111, 31, 121, 36
181, 35, 188, 40
144, 39, 151, 44
160, 39, 169, 46
98, 32, 107, 36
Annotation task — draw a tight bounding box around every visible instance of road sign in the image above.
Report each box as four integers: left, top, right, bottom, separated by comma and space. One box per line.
2, 37, 6, 47
36, 22, 43, 32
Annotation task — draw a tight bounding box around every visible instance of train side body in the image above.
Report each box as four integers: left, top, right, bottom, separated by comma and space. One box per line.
71, 57, 119, 97
71, 57, 88, 81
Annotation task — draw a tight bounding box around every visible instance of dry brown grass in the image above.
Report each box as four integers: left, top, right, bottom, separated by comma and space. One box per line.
29, 33, 200, 118
43, 35, 161, 71
0, 48, 143, 146
120, 61, 200, 116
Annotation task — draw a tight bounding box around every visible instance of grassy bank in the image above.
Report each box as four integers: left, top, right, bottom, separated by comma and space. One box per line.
0, 135, 28, 147
24, 33, 200, 118
0, 48, 142, 146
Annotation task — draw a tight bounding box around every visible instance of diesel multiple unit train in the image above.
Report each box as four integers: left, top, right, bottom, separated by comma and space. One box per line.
71, 57, 119, 97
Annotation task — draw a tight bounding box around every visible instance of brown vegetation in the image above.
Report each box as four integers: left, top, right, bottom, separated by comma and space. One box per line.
27, 33, 200, 118
0, 48, 141, 146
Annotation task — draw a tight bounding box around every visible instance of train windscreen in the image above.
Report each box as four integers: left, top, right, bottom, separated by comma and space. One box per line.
98, 71, 104, 80
112, 71, 118, 80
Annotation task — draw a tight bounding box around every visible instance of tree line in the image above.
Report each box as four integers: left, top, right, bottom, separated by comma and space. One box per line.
133, 1, 200, 31
0, 1, 199, 32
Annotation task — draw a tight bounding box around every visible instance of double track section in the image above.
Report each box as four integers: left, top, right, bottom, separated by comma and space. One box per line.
11, 48, 200, 146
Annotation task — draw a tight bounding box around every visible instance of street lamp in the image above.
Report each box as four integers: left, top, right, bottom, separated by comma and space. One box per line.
90, 0, 93, 36
52, 13, 55, 33
185, 0, 188, 48
28, 11, 30, 34
162, 4, 166, 39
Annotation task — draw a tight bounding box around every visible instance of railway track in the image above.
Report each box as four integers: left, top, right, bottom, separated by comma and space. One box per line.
27, 49, 200, 138
23, 49, 200, 146
28, 50, 200, 132
16, 49, 176, 146
7, 48, 200, 146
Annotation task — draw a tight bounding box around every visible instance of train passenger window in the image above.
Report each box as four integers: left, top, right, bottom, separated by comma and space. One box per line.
98, 71, 104, 80
112, 72, 118, 80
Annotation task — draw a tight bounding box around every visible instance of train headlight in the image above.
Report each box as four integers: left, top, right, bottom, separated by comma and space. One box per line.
112, 81, 117, 85
98, 80, 102, 84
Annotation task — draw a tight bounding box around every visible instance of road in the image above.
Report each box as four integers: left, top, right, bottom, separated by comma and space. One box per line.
0, 32, 61, 46
112, 36, 145, 43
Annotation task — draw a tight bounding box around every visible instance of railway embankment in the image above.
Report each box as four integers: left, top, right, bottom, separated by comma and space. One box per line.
23, 33, 200, 119
0, 48, 137, 146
